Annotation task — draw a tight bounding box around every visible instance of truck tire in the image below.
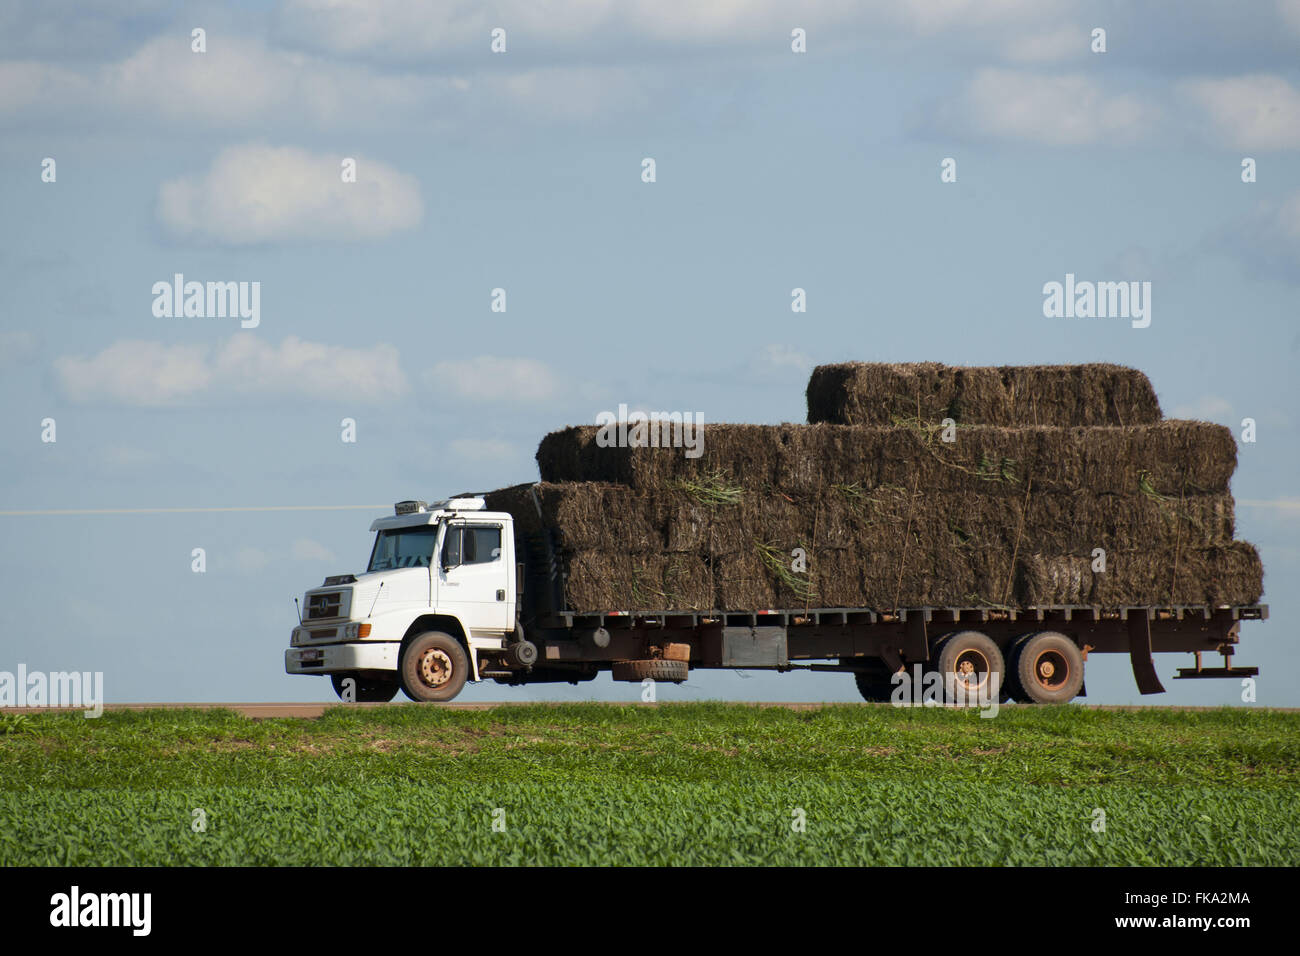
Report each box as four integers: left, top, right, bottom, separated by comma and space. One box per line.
1009, 631, 1084, 704
1002, 634, 1033, 701
611, 659, 688, 683
853, 668, 899, 702
399, 631, 470, 702
930, 630, 1005, 705
330, 673, 400, 703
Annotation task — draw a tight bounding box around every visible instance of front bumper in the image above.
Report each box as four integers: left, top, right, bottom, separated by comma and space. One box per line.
285, 642, 399, 675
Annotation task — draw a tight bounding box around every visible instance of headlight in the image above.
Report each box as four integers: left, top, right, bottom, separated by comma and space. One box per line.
343, 623, 372, 639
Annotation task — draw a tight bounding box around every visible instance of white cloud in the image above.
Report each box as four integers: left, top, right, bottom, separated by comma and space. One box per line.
756, 344, 814, 373
292, 538, 338, 562
896, 0, 1070, 34
54, 336, 408, 406
1239, 498, 1300, 518
157, 144, 423, 244
0, 30, 658, 131
1183, 74, 1300, 148
100, 445, 163, 473
276, 0, 812, 59
0, 330, 39, 369
426, 356, 560, 403
0, 33, 455, 128
740, 344, 815, 384
1215, 191, 1300, 284
1278, 0, 1300, 34
235, 547, 273, 573
276, 0, 1076, 61
933, 68, 1151, 145
0, 1, 172, 60
1169, 395, 1233, 421
1000, 24, 1086, 64
55, 340, 212, 405
229, 540, 339, 574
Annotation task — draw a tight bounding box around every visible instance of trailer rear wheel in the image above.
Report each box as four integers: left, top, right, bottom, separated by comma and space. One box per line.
611, 659, 688, 683
931, 631, 1005, 705
330, 673, 400, 702
399, 631, 469, 702
1002, 634, 1033, 701
854, 667, 899, 702
1009, 631, 1084, 704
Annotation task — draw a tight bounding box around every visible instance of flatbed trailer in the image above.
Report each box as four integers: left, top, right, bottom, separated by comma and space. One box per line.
507, 527, 1266, 702
509, 601, 1266, 699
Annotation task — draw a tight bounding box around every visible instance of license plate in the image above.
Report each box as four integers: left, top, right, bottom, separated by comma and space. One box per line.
299, 649, 323, 662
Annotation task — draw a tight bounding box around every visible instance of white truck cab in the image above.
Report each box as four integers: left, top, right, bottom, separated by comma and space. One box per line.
285, 497, 528, 702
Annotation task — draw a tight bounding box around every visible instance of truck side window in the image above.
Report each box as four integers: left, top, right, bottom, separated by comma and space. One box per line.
464, 526, 502, 565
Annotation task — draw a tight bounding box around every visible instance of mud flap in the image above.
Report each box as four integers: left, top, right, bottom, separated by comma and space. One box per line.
1127, 611, 1166, 695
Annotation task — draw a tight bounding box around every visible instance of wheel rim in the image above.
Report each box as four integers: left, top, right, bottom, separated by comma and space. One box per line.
950, 648, 991, 694
418, 648, 453, 688
1031, 649, 1069, 691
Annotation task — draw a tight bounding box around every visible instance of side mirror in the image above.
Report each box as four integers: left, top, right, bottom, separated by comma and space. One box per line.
441, 525, 463, 571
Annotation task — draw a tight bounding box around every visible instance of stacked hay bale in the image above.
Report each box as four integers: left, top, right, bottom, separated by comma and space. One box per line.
484, 364, 1263, 612
805, 362, 1162, 427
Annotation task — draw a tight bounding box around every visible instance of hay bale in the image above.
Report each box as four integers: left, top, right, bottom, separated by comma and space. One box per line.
536, 422, 1235, 497
490, 481, 1235, 564
486, 477, 1245, 611
1017, 542, 1263, 606
687, 545, 1019, 610
485, 481, 726, 553
559, 550, 715, 611
710, 541, 1262, 611
806, 362, 1162, 426
514, 536, 1261, 613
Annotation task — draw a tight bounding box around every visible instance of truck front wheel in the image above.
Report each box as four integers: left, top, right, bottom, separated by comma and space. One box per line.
399, 631, 470, 702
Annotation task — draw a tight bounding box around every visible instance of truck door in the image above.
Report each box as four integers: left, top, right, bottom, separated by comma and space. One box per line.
436, 521, 512, 633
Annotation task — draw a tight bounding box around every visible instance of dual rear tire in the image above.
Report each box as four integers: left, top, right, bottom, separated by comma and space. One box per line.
931, 630, 1007, 704
851, 629, 1085, 704
1005, 631, 1084, 704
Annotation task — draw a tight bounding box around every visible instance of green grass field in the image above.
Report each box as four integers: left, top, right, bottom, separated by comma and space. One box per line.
1, 703, 1296, 866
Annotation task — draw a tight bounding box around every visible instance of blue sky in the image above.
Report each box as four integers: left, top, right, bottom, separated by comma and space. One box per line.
1, 0, 1297, 705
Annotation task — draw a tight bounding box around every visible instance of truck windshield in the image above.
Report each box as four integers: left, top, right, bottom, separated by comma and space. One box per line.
368, 526, 440, 572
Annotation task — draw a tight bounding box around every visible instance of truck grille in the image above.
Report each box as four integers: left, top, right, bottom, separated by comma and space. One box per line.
306, 591, 344, 620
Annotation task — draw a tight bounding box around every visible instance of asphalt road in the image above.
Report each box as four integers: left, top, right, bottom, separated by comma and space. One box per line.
5, 702, 1295, 718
